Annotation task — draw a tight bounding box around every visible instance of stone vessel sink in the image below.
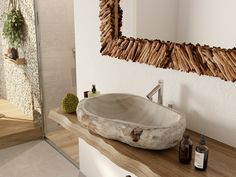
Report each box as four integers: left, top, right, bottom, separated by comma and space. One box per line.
77, 93, 186, 150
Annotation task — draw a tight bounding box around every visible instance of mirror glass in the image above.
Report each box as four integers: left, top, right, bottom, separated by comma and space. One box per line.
121, 0, 236, 49
36, 0, 78, 165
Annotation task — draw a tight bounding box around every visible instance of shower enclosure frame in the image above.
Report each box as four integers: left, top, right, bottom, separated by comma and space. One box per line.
34, 0, 79, 169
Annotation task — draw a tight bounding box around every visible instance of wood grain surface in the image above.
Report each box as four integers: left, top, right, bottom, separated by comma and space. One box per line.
0, 99, 42, 149
47, 128, 79, 164
49, 108, 236, 177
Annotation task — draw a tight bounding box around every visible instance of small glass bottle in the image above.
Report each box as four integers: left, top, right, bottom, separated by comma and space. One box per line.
194, 135, 209, 171
83, 91, 89, 98
88, 85, 100, 98
92, 84, 96, 94
179, 134, 193, 164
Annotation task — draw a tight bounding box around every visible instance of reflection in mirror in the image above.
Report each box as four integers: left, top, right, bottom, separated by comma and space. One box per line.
0, 0, 42, 148
121, 0, 236, 49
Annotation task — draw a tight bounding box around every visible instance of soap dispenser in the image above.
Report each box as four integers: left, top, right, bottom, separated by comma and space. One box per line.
194, 135, 209, 171
88, 85, 100, 97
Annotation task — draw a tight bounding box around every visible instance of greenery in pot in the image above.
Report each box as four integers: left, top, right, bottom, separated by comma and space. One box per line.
1, 8, 25, 48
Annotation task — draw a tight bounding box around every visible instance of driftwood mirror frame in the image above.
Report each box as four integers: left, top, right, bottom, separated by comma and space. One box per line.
99, 0, 236, 82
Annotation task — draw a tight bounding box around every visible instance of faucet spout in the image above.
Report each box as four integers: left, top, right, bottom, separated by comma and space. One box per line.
146, 80, 164, 105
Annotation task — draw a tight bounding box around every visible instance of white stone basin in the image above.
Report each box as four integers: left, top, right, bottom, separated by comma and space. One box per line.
77, 93, 186, 150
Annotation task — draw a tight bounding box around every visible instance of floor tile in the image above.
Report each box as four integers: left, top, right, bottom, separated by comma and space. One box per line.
0, 141, 80, 177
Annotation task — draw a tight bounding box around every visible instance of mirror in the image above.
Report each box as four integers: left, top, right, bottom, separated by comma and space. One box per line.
99, 0, 236, 82
121, 0, 236, 49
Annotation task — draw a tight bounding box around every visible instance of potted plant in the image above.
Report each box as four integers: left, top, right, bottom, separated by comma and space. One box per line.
1, 0, 25, 60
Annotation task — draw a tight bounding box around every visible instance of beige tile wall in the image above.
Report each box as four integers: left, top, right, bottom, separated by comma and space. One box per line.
36, 0, 76, 132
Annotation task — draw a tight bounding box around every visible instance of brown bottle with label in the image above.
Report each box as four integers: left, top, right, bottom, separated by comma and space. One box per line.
194, 135, 209, 171
179, 134, 193, 164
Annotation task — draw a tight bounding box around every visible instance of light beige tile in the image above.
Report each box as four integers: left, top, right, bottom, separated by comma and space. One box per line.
38, 0, 76, 132
0, 141, 79, 177
38, 0, 74, 25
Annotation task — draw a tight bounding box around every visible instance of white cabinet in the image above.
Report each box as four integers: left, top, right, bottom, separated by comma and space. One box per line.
79, 138, 137, 177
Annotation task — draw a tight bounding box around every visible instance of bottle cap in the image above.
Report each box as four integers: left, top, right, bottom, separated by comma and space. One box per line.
183, 134, 190, 139
199, 135, 206, 145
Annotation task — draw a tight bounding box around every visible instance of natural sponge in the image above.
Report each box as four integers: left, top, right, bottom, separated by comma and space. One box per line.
61, 93, 79, 114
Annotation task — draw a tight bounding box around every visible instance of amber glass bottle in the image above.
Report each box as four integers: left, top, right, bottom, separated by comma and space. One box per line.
179, 134, 193, 164
194, 135, 209, 171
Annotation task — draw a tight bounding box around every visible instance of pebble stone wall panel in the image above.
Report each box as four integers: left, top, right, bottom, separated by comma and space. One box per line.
0, 0, 41, 122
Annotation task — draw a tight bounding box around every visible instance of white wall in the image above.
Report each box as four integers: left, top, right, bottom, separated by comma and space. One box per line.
177, 0, 236, 48
120, 0, 136, 37
75, 0, 236, 147
136, 0, 179, 41
134, 0, 236, 48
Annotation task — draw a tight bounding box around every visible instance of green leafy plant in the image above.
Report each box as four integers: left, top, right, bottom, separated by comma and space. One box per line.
1, 8, 25, 48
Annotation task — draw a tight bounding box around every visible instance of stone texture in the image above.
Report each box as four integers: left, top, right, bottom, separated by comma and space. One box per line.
77, 94, 186, 150
0, 0, 41, 122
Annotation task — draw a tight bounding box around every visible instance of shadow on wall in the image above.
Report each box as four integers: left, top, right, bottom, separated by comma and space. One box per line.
179, 84, 233, 142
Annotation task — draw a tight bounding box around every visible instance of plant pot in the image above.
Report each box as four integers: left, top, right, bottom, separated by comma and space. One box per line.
4, 48, 19, 60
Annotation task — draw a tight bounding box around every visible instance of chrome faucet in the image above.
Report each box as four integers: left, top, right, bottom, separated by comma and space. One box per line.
146, 80, 164, 105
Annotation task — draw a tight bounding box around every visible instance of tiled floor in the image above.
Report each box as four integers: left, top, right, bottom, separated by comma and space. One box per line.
0, 141, 80, 177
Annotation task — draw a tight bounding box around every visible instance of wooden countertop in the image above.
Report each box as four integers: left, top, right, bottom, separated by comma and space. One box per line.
48, 108, 236, 177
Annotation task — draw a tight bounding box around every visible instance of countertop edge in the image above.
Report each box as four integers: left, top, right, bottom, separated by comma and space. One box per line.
48, 109, 160, 177
48, 108, 236, 177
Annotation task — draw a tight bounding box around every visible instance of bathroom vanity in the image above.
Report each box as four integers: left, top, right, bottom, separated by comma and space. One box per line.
79, 138, 136, 177
48, 108, 236, 177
